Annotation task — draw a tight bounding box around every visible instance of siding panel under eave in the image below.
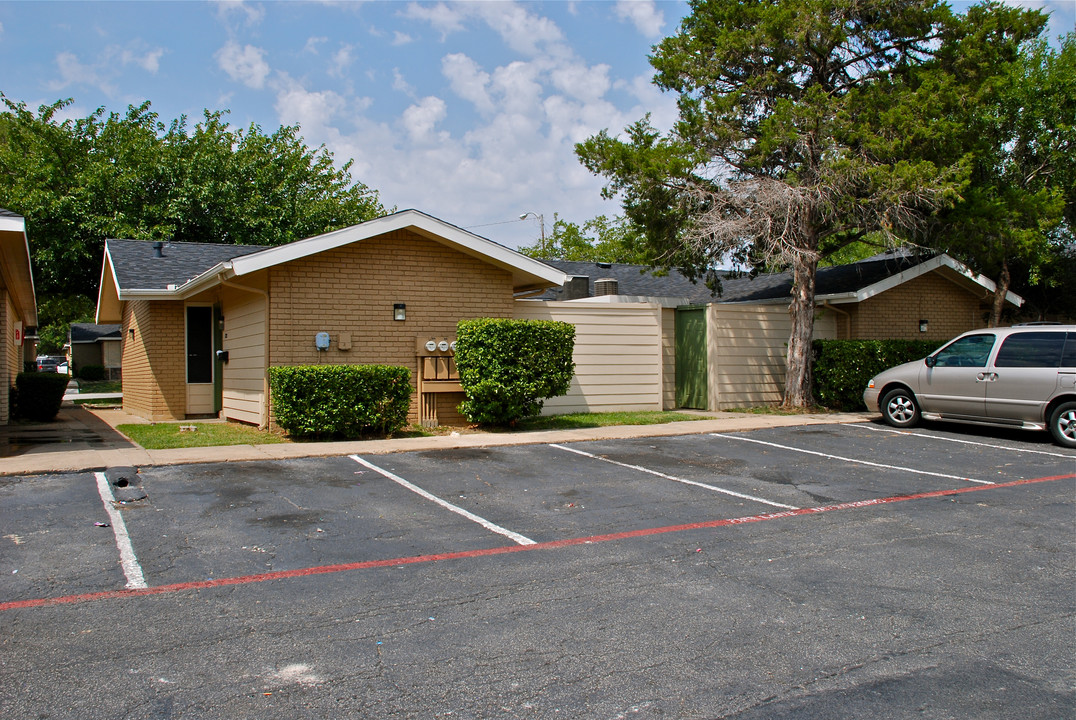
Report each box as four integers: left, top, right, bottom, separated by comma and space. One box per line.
221, 285, 267, 426
514, 301, 663, 415
708, 303, 837, 410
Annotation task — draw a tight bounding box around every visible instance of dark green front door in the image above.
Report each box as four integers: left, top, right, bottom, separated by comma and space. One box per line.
675, 307, 707, 409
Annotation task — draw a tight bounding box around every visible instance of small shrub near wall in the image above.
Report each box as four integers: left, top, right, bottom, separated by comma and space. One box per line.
14, 372, 71, 421
267, 365, 412, 439
813, 339, 941, 410
455, 318, 575, 426
77, 365, 106, 381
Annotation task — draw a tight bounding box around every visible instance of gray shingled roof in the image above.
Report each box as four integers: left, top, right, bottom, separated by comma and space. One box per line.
540, 250, 936, 303
70, 323, 121, 343
0, 208, 24, 219
107, 238, 265, 291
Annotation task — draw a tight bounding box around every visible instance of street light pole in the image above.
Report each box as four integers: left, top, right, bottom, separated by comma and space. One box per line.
519, 212, 546, 257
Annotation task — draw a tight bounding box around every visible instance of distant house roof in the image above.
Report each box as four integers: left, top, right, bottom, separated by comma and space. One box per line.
97, 209, 567, 323
540, 250, 1023, 308
69, 323, 122, 344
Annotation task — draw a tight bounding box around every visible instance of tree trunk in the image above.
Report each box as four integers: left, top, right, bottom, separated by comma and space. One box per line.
989, 258, 1010, 328
783, 250, 818, 408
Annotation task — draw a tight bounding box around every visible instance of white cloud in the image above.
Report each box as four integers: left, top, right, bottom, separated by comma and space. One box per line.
550, 62, 611, 102
392, 31, 414, 46
51, 51, 117, 95
441, 53, 494, 114
615, 0, 665, 38
213, 0, 265, 27
273, 75, 348, 139
215, 41, 270, 89
471, 3, 565, 56
122, 48, 165, 74
392, 68, 416, 97
304, 36, 328, 54
402, 96, 447, 141
403, 2, 465, 38
328, 44, 355, 78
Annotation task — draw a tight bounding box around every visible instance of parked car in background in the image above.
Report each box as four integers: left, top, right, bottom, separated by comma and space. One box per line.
36, 356, 63, 372
864, 325, 1076, 448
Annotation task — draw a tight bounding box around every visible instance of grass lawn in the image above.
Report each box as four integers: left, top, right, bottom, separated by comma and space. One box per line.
118, 422, 287, 449
115, 411, 713, 449
77, 380, 122, 393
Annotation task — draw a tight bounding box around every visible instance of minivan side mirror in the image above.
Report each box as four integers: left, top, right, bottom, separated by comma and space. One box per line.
925, 356, 936, 368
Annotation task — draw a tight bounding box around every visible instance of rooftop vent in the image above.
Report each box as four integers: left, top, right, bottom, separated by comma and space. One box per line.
561, 276, 590, 300
153, 241, 164, 258
594, 277, 619, 296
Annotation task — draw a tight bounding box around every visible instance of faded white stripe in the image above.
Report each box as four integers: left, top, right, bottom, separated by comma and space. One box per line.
349, 455, 536, 546
549, 443, 799, 510
860, 424, 1076, 459
93, 472, 148, 589
714, 434, 995, 485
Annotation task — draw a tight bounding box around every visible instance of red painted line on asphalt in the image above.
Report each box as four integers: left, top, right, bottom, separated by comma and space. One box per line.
2, 473, 1071, 613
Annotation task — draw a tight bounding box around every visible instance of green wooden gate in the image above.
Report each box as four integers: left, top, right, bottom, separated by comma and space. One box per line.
675, 306, 708, 409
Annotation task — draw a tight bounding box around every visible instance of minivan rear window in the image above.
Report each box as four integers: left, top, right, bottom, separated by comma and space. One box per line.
994, 331, 1067, 368
1062, 334, 1076, 368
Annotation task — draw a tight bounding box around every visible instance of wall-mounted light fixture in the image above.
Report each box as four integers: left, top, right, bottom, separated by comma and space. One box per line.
394, 303, 407, 321
919, 319, 929, 333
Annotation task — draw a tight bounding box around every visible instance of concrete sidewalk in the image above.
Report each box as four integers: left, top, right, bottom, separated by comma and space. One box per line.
0, 405, 873, 476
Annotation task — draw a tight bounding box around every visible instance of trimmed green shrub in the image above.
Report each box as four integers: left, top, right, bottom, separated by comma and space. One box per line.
77, 365, 106, 381
267, 364, 412, 439
813, 339, 941, 410
455, 318, 575, 426
14, 371, 70, 421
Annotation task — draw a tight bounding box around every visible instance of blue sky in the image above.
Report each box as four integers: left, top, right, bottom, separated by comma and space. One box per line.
0, 1, 1072, 249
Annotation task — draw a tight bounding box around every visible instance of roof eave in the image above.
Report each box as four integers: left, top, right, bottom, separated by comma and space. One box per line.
0, 215, 38, 326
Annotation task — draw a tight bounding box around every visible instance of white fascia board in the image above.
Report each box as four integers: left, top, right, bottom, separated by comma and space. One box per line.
852, 254, 1024, 307
0, 214, 26, 233
228, 209, 567, 288
562, 294, 694, 309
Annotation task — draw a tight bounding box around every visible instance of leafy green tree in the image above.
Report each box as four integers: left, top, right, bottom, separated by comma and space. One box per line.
0, 96, 386, 346
576, 0, 972, 407
920, 21, 1074, 325
518, 213, 649, 263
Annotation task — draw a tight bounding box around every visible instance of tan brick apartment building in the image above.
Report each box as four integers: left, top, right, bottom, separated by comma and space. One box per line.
95, 208, 1022, 425
95, 210, 566, 426
0, 209, 38, 425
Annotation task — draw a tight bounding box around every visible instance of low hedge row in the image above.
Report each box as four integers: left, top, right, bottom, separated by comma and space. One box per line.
812, 339, 941, 410
267, 364, 412, 439
14, 371, 70, 421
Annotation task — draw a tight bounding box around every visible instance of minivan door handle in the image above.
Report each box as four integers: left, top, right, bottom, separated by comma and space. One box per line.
976, 372, 999, 382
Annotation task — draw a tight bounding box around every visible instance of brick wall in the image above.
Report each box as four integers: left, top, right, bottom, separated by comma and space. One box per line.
122, 300, 188, 420
1, 294, 11, 424
268, 229, 516, 424
847, 272, 989, 341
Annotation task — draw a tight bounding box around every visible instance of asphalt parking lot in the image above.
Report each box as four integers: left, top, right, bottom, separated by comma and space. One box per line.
1, 421, 1073, 718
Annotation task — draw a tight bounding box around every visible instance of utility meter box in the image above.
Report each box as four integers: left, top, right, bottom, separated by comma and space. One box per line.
315, 332, 330, 351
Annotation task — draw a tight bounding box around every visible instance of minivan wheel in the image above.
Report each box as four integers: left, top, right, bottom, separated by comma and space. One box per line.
1048, 401, 1076, 448
881, 388, 920, 428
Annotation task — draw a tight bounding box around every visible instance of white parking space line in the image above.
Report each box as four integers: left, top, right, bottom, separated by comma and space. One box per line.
93, 472, 148, 590
549, 443, 799, 510
714, 434, 995, 485
860, 424, 1076, 458
349, 455, 536, 546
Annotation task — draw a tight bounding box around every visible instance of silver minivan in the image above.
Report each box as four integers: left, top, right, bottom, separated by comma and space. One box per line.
863, 325, 1076, 447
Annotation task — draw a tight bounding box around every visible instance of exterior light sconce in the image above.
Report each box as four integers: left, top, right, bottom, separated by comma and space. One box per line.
394, 303, 407, 321
919, 319, 928, 333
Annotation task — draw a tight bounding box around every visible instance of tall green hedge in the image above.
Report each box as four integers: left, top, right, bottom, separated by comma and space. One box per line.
455, 318, 575, 426
267, 364, 412, 438
14, 371, 70, 421
813, 339, 941, 410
